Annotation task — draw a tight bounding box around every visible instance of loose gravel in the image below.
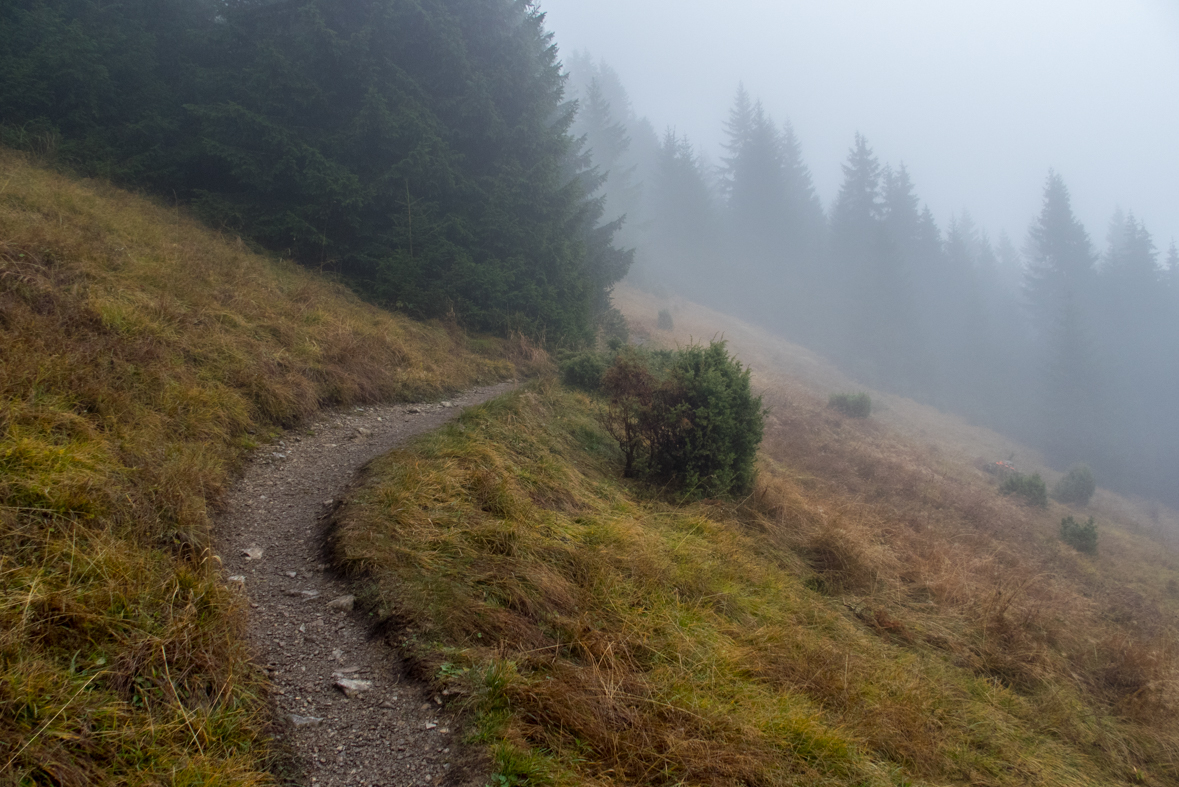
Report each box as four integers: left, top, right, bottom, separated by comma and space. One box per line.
215, 383, 517, 787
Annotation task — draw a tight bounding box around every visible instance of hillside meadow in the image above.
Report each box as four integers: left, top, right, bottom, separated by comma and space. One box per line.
0, 149, 530, 784
332, 292, 1179, 786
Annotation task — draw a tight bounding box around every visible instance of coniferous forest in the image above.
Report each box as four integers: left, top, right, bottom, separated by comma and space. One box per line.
0, 0, 631, 341
565, 58, 1179, 509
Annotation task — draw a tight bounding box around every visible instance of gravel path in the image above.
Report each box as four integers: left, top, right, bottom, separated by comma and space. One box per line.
215, 383, 517, 787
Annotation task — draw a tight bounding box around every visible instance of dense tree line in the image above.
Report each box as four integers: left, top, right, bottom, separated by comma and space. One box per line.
567, 58, 1179, 507
0, 0, 631, 341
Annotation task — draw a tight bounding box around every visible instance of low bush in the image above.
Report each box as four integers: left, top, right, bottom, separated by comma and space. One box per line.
656, 308, 674, 330
1060, 515, 1098, 554
559, 351, 607, 392
1000, 473, 1048, 507
1053, 464, 1096, 506
597, 306, 631, 346
600, 342, 764, 498
829, 392, 872, 418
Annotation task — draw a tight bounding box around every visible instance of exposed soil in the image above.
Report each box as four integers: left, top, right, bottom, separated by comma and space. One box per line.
215, 383, 517, 787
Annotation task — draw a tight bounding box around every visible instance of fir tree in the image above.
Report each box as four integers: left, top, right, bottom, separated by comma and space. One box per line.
648, 129, 717, 297
1093, 212, 1168, 491
1023, 171, 1103, 467
828, 133, 885, 373
0, 0, 633, 341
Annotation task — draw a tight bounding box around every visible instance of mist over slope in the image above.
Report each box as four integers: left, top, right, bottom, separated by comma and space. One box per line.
563, 55, 1179, 509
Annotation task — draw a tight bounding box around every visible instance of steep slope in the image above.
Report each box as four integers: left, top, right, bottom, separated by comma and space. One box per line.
332, 295, 1179, 785
0, 148, 529, 784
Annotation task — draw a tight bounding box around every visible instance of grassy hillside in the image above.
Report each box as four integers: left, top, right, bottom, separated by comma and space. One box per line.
617, 285, 1179, 546
0, 148, 532, 785
333, 337, 1179, 782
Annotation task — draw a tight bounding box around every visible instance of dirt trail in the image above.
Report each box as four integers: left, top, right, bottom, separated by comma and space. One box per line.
215, 382, 516, 787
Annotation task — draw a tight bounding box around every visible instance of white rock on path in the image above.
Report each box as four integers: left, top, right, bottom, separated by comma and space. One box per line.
327, 595, 356, 612
243, 546, 264, 561
289, 714, 324, 727
334, 677, 374, 698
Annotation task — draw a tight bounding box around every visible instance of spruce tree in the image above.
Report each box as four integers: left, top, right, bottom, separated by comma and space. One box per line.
1093, 212, 1168, 491
0, 0, 633, 342
648, 129, 717, 298
861, 164, 926, 392
1023, 171, 1103, 467
570, 79, 642, 247
565, 54, 657, 257
828, 133, 884, 373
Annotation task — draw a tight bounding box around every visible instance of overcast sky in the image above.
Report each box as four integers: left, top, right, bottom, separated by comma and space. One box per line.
538, 0, 1179, 257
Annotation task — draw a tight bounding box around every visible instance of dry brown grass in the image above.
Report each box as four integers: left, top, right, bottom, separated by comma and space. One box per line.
332, 378, 1179, 786
0, 147, 526, 784
619, 283, 1179, 782
328, 286, 1179, 786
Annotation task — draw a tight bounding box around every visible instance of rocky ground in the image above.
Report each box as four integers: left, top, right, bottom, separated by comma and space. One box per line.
215, 383, 517, 787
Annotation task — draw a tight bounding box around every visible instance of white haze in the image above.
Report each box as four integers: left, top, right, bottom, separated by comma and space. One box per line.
539, 0, 1179, 250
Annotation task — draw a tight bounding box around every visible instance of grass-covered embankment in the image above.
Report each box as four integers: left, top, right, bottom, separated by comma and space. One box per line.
333, 380, 1179, 786
0, 148, 529, 784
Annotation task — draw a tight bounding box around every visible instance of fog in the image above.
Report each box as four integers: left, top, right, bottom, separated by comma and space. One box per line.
540, 0, 1179, 507
541, 0, 1179, 247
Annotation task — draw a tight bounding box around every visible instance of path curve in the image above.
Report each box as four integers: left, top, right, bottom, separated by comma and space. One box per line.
215, 383, 517, 787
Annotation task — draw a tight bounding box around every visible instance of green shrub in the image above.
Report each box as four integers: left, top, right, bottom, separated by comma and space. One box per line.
1053, 464, 1096, 506
597, 306, 631, 347
559, 351, 607, 392
601, 342, 765, 498
1000, 473, 1048, 508
1060, 515, 1098, 554
829, 392, 872, 418
656, 309, 674, 330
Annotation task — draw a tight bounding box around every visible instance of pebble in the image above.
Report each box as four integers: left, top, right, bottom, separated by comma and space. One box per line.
243, 546, 264, 561
327, 595, 356, 612
290, 714, 325, 727
334, 678, 374, 698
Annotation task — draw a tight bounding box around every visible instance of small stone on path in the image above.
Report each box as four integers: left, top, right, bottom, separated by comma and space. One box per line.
334, 677, 373, 698
290, 714, 325, 727
327, 595, 356, 612
243, 546, 264, 561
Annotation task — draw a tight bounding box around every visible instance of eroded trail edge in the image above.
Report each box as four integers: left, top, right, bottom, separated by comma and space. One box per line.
216, 383, 517, 787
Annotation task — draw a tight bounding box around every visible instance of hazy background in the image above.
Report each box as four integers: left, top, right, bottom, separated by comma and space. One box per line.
540, 0, 1179, 247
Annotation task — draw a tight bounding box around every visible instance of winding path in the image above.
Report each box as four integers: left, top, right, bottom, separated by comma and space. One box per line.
215, 383, 516, 787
